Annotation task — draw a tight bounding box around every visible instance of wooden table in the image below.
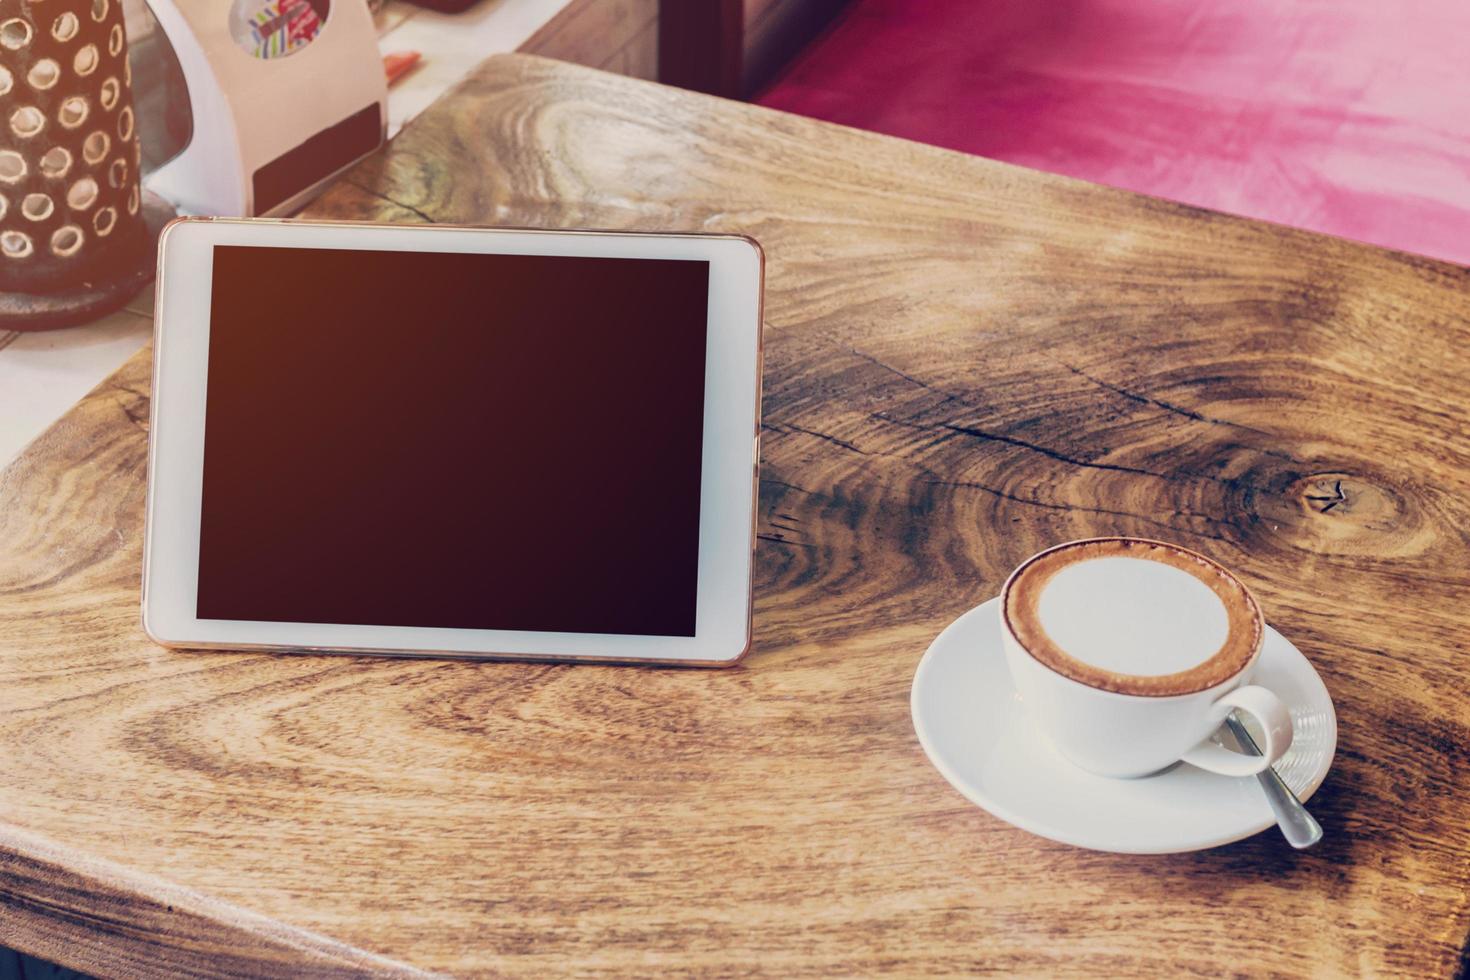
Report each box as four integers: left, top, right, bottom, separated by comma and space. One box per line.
2, 54, 1468, 978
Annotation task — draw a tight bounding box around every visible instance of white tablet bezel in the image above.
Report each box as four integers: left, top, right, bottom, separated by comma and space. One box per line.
142, 218, 762, 666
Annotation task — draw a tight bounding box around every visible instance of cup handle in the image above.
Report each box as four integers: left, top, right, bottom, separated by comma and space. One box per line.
1181, 685, 1294, 777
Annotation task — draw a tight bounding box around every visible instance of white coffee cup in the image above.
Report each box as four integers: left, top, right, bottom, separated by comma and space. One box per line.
999, 537, 1293, 779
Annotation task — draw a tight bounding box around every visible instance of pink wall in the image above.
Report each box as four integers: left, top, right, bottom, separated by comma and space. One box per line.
760, 0, 1470, 266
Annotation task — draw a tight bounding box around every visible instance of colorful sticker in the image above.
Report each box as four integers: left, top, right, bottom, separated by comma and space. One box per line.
229, 0, 329, 60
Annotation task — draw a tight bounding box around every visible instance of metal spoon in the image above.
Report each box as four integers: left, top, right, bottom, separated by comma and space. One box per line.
1224, 713, 1323, 850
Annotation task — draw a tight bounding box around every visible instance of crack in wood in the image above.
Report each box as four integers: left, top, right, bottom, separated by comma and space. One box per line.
342, 179, 437, 224
845, 349, 1298, 473
116, 393, 149, 432
756, 532, 815, 550
937, 421, 1162, 478
868, 410, 1279, 494
764, 421, 871, 456
1306, 479, 1347, 513
763, 413, 1234, 540
1055, 359, 1297, 463
848, 348, 960, 406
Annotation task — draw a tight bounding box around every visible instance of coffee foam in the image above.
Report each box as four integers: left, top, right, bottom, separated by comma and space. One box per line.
1003, 538, 1262, 696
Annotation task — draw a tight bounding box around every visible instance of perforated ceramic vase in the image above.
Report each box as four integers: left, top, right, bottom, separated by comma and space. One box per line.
0, 0, 159, 327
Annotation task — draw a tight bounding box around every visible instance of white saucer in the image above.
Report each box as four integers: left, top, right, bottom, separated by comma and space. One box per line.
911, 598, 1337, 853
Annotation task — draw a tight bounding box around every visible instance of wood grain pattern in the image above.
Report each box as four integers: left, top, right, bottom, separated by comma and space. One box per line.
2, 54, 1470, 977
0, 821, 425, 978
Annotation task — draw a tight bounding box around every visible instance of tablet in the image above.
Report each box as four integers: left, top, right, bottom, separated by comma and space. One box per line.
142, 219, 763, 665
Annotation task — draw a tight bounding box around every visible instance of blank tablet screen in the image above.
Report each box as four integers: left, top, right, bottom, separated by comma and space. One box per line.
196, 245, 710, 637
